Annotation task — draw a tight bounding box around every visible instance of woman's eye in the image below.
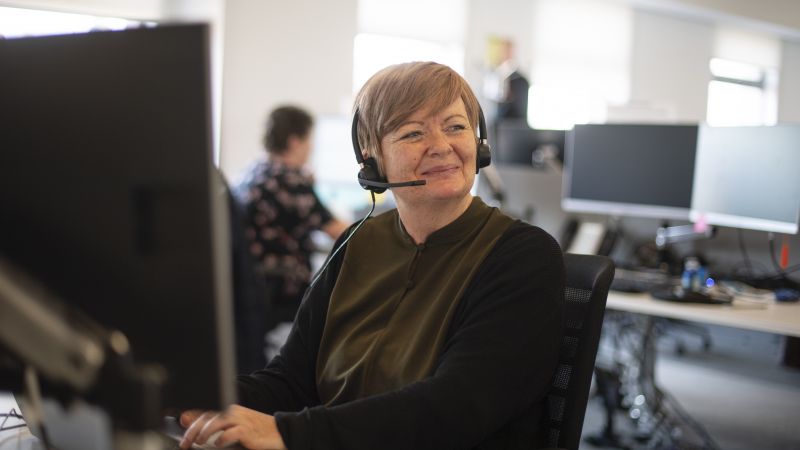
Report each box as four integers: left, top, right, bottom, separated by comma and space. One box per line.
401, 131, 423, 140
447, 124, 467, 133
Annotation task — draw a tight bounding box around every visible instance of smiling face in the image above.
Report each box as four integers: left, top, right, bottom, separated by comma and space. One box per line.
379, 98, 477, 209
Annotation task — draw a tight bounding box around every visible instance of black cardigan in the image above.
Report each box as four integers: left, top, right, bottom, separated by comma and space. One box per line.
237, 219, 565, 450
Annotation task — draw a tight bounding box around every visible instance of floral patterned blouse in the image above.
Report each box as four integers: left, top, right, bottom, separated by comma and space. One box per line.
235, 159, 333, 305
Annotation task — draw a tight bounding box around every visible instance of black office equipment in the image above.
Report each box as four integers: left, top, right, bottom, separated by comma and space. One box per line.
610, 268, 672, 293
0, 24, 237, 418
562, 123, 698, 221
650, 286, 732, 305
494, 119, 565, 167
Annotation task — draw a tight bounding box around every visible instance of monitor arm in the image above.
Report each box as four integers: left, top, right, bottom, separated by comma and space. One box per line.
0, 256, 106, 393
655, 223, 715, 249
0, 257, 166, 435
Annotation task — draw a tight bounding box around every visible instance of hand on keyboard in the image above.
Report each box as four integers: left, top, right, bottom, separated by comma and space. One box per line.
178, 405, 286, 450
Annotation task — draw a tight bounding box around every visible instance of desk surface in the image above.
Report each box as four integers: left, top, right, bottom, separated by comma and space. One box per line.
607, 291, 800, 338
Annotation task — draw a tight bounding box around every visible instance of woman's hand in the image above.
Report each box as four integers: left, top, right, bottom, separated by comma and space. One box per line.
179, 405, 287, 450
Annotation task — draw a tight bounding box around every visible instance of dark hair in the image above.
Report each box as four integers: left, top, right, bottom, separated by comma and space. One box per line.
263, 105, 313, 154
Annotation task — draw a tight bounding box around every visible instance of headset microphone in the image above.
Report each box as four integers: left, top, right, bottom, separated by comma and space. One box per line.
357, 178, 426, 190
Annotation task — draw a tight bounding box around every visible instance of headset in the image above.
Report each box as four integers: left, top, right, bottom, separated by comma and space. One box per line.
309, 106, 492, 289
351, 106, 492, 193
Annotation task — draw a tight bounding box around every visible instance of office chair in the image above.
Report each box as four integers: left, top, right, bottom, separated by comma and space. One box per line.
540, 253, 615, 450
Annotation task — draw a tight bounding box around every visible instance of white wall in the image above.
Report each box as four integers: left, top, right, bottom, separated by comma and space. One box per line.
218, 0, 357, 180
779, 40, 800, 123
629, 10, 714, 123
638, 0, 800, 36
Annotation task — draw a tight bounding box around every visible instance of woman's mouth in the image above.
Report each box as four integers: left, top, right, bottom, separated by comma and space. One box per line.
421, 165, 459, 177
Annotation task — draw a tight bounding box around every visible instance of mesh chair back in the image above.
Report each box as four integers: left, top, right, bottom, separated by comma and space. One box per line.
543, 253, 614, 450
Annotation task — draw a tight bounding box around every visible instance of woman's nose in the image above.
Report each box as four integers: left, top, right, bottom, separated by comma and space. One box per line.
427, 129, 453, 155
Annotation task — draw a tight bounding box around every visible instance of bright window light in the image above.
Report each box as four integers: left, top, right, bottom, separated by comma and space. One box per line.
709, 58, 763, 83
530, 0, 631, 129
707, 81, 766, 126
358, 0, 466, 45
0, 6, 146, 39
527, 84, 597, 130
706, 58, 777, 127
352, 33, 464, 94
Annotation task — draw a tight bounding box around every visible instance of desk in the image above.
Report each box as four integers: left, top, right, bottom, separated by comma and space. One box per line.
596, 292, 800, 450
606, 291, 800, 337
0, 393, 37, 450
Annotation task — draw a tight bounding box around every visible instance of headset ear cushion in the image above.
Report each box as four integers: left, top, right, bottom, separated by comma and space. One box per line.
358, 157, 387, 193
476, 142, 492, 173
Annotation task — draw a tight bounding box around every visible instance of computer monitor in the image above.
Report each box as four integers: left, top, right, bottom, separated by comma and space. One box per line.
493, 119, 566, 166
690, 124, 800, 234
0, 25, 236, 413
562, 123, 699, 220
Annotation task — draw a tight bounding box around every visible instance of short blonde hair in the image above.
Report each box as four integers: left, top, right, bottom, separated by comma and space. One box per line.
353, 62, 481, 176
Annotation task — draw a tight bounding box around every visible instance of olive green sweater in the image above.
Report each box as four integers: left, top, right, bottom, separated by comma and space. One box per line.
238, 197, 565, 450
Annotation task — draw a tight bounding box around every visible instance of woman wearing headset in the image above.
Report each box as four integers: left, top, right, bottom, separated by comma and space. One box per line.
180, 62, 564, 450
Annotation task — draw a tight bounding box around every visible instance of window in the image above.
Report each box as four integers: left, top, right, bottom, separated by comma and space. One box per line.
528, 0, 632, 130
352, 33, 465, 93
0, 6, 148, 39
352, 0, 466, 93
706, 27, 780, 127
706, 58, 778, 126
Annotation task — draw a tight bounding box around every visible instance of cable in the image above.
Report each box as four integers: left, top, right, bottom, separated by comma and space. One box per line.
764, 263, 800, 276
308, 191, 376, 289
737, 229, 754, 280
768, 233, 785, 275
743, 233, 800, 280
0, 408, 26, 432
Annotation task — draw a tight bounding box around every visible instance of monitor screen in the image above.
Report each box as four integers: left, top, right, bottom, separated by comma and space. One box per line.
562, 124, 699, 220
690, 124, 800, 234
0, 25, 236, 412
494, 119, 566, 166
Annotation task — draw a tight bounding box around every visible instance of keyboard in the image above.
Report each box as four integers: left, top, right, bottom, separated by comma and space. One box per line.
650, 286, 733, 305
611, 268, 673, 293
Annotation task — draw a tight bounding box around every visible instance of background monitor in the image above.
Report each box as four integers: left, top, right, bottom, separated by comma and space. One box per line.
493, 119, 566, 166
690, 124, 800, 234
0, 24, 236, 412
562, 123, 699, 220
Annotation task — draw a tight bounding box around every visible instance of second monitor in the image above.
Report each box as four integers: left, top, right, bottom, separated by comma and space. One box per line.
562, 123, 699, 221
690, 124, 800, 234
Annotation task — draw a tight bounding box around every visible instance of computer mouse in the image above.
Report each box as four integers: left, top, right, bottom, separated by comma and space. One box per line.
775, 288, 800, 302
